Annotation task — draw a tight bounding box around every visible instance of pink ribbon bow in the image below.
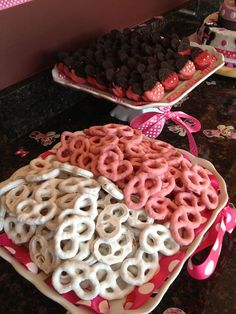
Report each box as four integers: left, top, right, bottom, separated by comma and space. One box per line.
130, 106, 201, 156
187, 204, 236, 280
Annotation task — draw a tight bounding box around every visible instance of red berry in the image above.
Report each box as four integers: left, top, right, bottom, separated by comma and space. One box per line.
161, 72, 179, 91
112, 86, 125, 98
178, 48, 192, 56
87, 77, 96, 86
142, 94, 149, 101
178, 60, 196, 80
57, 62, 64, 74
193, 51, 213, 70
63, 65, 71, 78
143, 82, 165, 102
94, 79, 107, 90
126, 87, 142, 101
70, 70, 87, 84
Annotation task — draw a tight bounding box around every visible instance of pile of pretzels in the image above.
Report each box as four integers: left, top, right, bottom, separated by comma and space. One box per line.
0, 124, 219, 301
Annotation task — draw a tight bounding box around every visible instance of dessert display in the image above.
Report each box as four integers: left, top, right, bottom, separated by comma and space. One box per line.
198, 0, 236, 72
55, 27, 218, 104
0, 123, 225, 310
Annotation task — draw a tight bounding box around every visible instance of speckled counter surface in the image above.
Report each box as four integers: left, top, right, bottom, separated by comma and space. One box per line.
0, 3, 236, 314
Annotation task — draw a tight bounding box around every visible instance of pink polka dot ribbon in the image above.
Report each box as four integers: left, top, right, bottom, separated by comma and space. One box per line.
0, 0, 32, 11
124, 251, 186, 310
130, 106, 201, 156
187, 204, 236, 280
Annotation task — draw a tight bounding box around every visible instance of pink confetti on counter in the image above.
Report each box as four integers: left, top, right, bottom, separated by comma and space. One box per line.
15, 148, 29, 157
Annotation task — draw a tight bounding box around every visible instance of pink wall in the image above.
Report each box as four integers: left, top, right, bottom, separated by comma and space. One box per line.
1, 0, 188, 89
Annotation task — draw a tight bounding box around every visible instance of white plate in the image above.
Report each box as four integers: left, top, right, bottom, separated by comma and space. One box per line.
0, 148, 228, 314
52, 43, 224, 110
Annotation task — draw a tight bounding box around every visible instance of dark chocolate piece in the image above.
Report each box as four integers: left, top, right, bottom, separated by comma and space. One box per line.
143, 79, 156, 92
132, 82, 143, 95
85, 64, 95, 76
105, 68, 115, 81
159, 68, 173, 81
171, 38, 180, 51
102, 59, 114, 69
177, 38, 190, 52
137, 63, 146, 73
191, 47, 203, 60
176, 56, 188, 71
157, 52, 165, 61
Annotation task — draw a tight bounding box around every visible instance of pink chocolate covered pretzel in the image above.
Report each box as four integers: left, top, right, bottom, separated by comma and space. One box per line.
174, 191, 206, 212
200, 185, 219, 210
89, 136, 119, 155
97, 150, 132, 182
145, 196, 178, 220
56, 131, 77, 163
142, 157, 168, 176
124, 172, 161, 209
170, 205, 202, 246
69, 135, 90, 155
182, 164, 211, 194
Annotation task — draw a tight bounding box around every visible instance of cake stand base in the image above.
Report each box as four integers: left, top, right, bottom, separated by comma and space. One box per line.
110, 105, 161, 122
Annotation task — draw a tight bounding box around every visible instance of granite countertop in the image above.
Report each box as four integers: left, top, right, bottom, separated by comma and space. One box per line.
0, 3, 236, 314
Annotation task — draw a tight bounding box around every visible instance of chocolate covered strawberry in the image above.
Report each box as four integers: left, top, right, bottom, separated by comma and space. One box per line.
70, 63, 88, 84
70, 70, 87, 84
63, 65, 71, 78
112, 71, 128, 98
191, 47, 213, 70
112, 86, 125, 98
176, 57, 196, 80
177, 38, 191, 56
159, 68, 179, 91
143, 80, 165, 102
57, 62, 65, 74
126, 87, 142, 101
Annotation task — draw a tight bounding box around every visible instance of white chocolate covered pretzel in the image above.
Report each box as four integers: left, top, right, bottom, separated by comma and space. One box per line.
139, 224, 180, 255
33, 179, 62, 203
29, 157, 53, 171
93, 226, 133, 265
56, 162, 94, 178
99, 269, 134, 300
5, 184, 32, 214
55, 216, 95, 259
127, 208, 154, 229
77, 177, 101, 196
0, 179, 25, 197
72, 237, 94, 262
96, 203, 129, 240
26, 168, 61, 183
120, 249, 159, 286
56, 193, 79, 210
29, 235, 60, 274
58, 177, 83, 194
4, 216, 36, 244
74, 193, 98, 220
52, 260, 100, 300
35, 224, 55, 241
16, 199, 57, 225
97, 176, 124, 200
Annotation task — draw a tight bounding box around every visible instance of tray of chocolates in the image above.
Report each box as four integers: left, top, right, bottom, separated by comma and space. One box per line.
0, 124, 229, 314
52, 29, 224, 109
